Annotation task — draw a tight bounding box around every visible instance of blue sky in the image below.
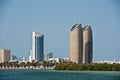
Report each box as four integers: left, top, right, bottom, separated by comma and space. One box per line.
0, 0, 120, 61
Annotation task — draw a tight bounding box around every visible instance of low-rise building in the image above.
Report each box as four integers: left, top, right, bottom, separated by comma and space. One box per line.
45, 52, 53, 61
10, 54, 18, 62
48, 58, 63, 63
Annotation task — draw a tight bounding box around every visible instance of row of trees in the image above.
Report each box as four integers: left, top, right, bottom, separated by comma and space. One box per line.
1, 61, 120, 71
0, 61, 56, 69
54, 63, 120, 71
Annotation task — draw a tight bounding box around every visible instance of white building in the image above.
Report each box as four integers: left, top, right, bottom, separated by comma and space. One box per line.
29, 49, 32, 62
63, 57, 70, 62
22, 57, 27, 62
48, 58, 63, 63
94, 60, 120, 64
29, 32, 44, 62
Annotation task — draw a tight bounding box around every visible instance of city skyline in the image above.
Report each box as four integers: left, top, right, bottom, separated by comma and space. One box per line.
0, 0, 120, 61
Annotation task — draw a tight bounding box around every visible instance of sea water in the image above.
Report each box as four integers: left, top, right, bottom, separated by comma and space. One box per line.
0, 70, 120, 80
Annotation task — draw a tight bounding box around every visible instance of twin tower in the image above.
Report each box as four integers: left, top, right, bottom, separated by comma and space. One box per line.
70, 23, 93, 63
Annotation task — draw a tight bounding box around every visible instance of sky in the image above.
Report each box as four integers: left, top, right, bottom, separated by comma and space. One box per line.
0, 0, 120, 61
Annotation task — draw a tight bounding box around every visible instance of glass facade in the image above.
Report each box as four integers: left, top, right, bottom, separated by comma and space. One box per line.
31, 32, 44, 62
35, 35, 44, 61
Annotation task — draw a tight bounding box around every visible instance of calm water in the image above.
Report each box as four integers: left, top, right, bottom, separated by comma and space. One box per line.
0, 70, 120, 80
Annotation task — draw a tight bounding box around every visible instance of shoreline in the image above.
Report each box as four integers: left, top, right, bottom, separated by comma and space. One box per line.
0, 68, 119, 71
0, 67, 54, 70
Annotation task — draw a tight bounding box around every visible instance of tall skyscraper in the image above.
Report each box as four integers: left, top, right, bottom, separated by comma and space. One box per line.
0, 49, 11, 62
70, 23, 83, 63
70, 23, 93, 64
30, 32, 44, 62
83, 25, 93, 63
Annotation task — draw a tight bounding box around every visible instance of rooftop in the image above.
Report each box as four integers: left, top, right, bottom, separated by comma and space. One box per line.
71, 23, 82, 31
83, 25, 91, 31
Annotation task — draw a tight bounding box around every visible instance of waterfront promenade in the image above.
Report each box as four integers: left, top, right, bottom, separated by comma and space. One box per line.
0, 65, 54, 70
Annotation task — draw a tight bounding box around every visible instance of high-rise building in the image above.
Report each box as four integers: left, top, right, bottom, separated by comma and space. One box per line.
70, 23, 83, 63
83, 25, 93, 63
30, 32, 44, 62
70, 23, 93, 64
0, 49, 11, 62
45, 52, 53, 61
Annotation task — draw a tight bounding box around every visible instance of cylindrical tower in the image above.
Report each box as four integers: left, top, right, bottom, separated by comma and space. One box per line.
70, 23, 83, 63
83, 25, 93, 63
